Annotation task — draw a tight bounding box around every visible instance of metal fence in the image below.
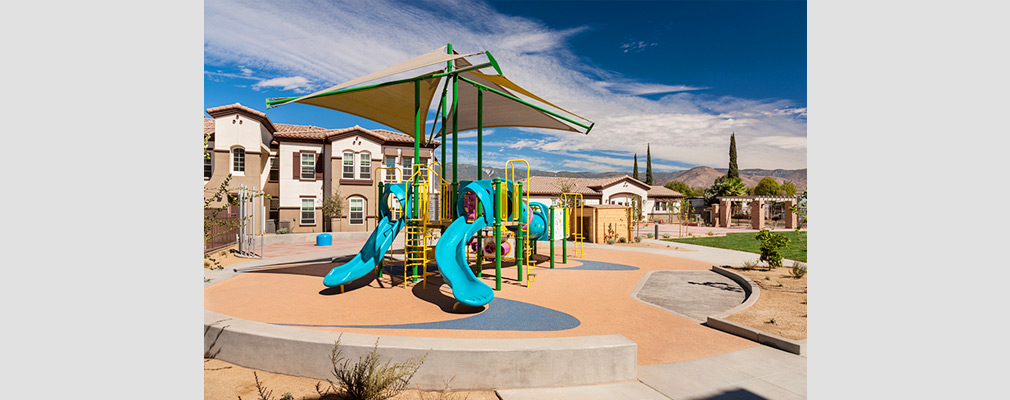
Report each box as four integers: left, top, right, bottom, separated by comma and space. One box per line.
204, 205, 239, 253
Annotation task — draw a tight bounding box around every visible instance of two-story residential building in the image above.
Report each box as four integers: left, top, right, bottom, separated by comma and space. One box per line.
204, 103, 439, 234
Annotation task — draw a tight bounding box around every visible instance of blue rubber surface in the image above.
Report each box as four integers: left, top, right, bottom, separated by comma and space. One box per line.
559, 260, 639, 271
274, 297, 580, 331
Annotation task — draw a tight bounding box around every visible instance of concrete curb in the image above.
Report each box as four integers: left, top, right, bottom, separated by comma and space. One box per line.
704, 266, 806, 356
259, 231, 372, 246
709, 265, 760, 318
204, 310, 638, 390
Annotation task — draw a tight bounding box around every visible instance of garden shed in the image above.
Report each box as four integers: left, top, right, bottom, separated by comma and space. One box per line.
575, 204, 633, 243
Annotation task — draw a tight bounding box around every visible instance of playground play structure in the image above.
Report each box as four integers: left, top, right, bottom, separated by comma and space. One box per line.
266, 44, 593, 308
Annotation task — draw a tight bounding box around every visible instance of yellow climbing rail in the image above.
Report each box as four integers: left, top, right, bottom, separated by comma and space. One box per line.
402, 164, 434, 288
426, 161, 453, 222
561, 192, 584, 258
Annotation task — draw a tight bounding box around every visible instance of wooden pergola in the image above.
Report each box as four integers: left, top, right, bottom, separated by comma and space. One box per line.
713, 196, 801, 229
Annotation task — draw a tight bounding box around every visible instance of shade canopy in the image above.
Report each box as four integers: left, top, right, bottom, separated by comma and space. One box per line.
267, 46, 592, 136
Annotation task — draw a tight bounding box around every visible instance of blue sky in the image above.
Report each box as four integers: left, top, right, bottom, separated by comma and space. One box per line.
205, 0, 806, 172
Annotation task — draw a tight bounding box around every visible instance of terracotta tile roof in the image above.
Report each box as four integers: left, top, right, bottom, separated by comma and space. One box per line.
520, 176, 613, 196
204, 103, 438, 147
205, 103, 277, 133
647, 185, 684, 197
588, 175, 650, 190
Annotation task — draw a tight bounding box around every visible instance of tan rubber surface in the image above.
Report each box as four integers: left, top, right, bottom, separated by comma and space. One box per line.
205, 244, 757, 365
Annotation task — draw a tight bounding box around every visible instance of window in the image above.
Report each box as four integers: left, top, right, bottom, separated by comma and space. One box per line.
269, 198, 279, 222
384, 156, 396, 182
402, 157, 413, 180
359, 152, 371, 180
301, 153, 315, 180
204, 150, 212, 179
232, 148, 245, 174
349, 198, 364, 225
343, 151, 354, 179
419, 157, 428, 174
301, 198, 315, 225
269, 157, 279, 182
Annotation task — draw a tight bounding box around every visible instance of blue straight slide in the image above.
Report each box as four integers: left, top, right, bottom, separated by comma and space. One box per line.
434, 180, 496, 307
323, 183, 408, 288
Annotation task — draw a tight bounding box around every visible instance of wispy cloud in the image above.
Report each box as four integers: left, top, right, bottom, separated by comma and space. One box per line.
599, 81, 709, 96
204, 0, 806, 170
620, 40, 658, 53
252, 76, 311, 92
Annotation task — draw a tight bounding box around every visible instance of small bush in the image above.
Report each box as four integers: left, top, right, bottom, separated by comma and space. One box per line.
662, 233, 671, 238
790, 261, 807, 279
276, 228, 289, 235
618, 237, 627, 243
646, 233, 655, 238
754, 229, 790, 268
633, 236, 642, 243
741, 259, 760, 270
314, 334, 428, 400
607, 238, 616, 245
707, 231, 715, 236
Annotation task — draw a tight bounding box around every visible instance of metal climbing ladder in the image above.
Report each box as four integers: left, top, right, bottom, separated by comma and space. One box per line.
507, 160, 535, 283
561, 192, 584, 258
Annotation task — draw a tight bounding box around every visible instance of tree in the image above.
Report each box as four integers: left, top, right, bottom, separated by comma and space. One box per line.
645, 143, 653, 185
728, 132, 739, 179
703, 175, 747, 205
632, 153, 639, 180
664, 180, 699, 197
320, 189, 345, 232
780, 181, 797, 197
752, 177, 781, 196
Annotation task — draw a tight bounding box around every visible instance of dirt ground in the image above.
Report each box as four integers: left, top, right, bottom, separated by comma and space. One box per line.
723, 266, 807, 340
611, 241, 692, 251
204, 359, 497, 400
205, 246, 253, 269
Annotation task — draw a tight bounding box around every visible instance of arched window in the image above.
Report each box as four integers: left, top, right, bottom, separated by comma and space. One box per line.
232, 148, 245, 174
349, 197, 365, 225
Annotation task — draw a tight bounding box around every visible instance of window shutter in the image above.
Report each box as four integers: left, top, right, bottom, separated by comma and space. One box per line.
315, 152, 323, 180
293, 152, 299, 180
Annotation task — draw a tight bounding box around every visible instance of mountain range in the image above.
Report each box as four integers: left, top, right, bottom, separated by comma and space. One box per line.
443, 164, 807, 193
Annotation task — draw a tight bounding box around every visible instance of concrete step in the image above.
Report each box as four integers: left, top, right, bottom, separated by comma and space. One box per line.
495, 381, 670, 400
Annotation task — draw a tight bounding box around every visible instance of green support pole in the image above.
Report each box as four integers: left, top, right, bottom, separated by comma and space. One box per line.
442, 43, 451, 184
451, 74, 459, 219
494, 178, 502, 291
516, 180, 524, 281
563, 205, 568, 263
476, 88, 483, 278
377, 182, 384, 278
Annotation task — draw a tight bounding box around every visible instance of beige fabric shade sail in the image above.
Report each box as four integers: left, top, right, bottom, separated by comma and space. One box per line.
267, 46, 592, 136
291, 71, 443, 135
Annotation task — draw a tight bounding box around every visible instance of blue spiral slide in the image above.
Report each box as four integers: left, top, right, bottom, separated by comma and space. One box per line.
434, 180, 550, 307
322, 183, 408, 288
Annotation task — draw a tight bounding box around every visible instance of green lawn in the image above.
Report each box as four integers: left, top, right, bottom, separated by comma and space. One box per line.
662, 231, 807, 263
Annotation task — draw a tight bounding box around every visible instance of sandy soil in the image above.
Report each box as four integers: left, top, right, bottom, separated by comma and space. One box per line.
723, 266, 807, 340
611, 241, 692, 251
205, 359, 497, 400
205, 245, 253, 269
